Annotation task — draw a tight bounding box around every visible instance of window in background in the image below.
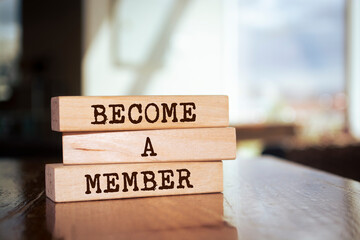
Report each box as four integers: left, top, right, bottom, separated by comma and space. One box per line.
0, 0, 21, 139
83, 0, 348, 144
0, 0, 20, 102
238, 0, 346, 144
348, 0, 360, 139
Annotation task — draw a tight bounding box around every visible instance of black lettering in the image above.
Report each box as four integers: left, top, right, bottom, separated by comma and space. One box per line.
128, 104, 142, 124
158, 170, 174, 190
103, 173, 119, 193
141, 171, 157, 191
122, 172, 139, 192
177, 169, 194, 189
145, 103, 159, 123
109, 104, 125, 124
141, 137, 157, 157
179, 102, 196, 122
85, 174, 102, 194
91, 105, 107, 124
161, 103, 178, 123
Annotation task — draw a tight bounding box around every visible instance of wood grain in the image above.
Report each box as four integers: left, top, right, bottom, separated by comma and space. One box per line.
62, 128, 236, 164
223, 157, 360, 240
3, 156, 360, 239
46, 161, 223, 202
46, 193, 237, 240
51, 95, 229, 132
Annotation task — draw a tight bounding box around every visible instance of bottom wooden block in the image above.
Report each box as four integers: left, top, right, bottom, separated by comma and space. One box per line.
46, 161, 223, 202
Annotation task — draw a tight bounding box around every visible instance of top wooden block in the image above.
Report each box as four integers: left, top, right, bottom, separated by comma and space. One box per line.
51, 96, 229, 132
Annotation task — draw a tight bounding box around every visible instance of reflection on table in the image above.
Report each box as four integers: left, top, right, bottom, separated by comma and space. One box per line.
46, 193, 237, 240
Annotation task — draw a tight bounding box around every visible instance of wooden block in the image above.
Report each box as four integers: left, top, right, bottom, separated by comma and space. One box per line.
63, 128, 236, 164
51, 95, 228, 132
46, 161, 223, 202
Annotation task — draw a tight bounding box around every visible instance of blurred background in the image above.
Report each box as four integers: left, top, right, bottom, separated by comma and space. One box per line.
0, 0, 359, 180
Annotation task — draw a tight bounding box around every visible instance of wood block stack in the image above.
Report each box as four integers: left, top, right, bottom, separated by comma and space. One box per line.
46, 96, 236, 202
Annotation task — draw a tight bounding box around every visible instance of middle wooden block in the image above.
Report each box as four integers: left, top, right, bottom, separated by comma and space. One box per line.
63, 127, 236, 164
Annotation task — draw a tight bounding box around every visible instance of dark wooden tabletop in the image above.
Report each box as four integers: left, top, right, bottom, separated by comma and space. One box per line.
1, 156, 360, 240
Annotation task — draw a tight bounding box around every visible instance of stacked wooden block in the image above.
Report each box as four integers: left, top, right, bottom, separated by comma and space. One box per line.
46, 96, 236, 202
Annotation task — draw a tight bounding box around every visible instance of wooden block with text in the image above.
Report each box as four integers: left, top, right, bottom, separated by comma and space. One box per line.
62, 127, 236, 164
51, 95, 229, 132
46, 161, 223, 202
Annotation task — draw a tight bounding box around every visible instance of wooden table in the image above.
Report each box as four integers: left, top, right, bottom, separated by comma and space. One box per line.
1, 156, 360, 240
233, 123, 296, 141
